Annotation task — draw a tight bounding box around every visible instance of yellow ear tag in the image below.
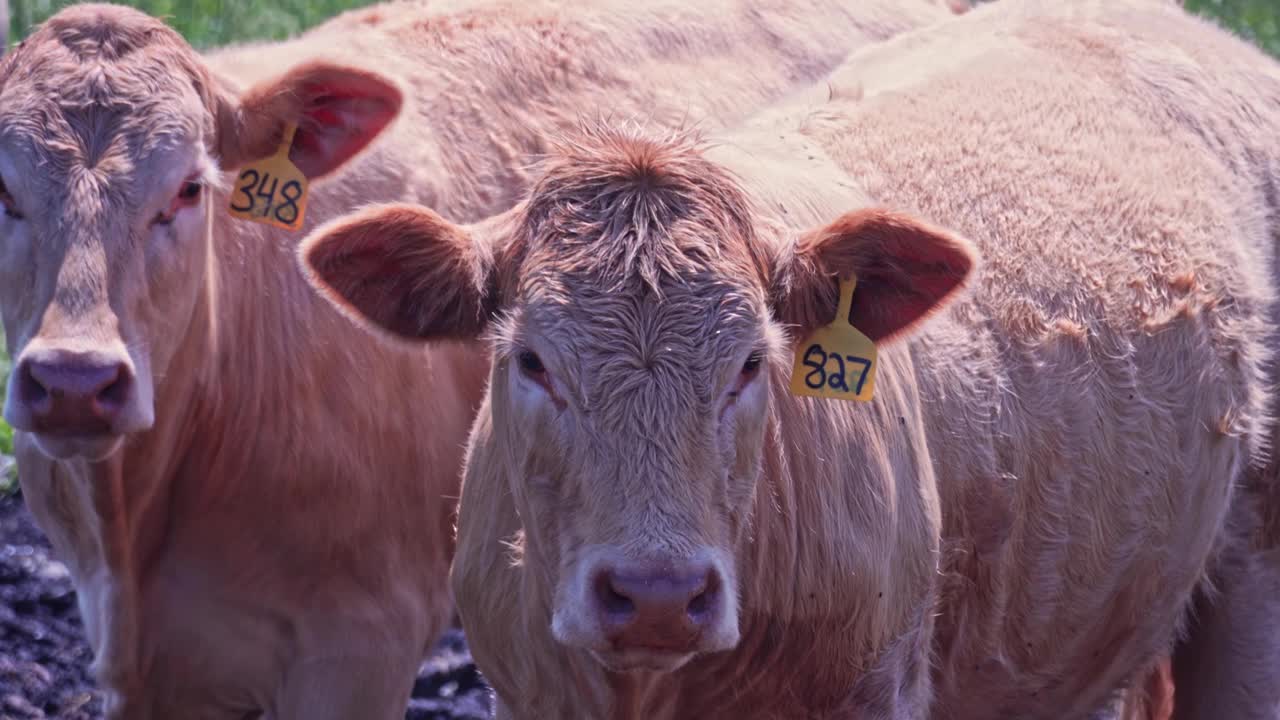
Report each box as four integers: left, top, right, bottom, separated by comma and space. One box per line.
226, 123, 309, 231
789, 276, 878, 402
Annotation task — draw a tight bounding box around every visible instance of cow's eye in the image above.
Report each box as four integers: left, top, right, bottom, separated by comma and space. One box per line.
728, 352, 764, 401
518, 350, 546, 375
178, 180, 203, 202
0, 178, 24, 220
152, 178, 204, 227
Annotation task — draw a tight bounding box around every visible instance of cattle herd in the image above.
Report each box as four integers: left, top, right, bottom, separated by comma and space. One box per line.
0, 0, 1278, 718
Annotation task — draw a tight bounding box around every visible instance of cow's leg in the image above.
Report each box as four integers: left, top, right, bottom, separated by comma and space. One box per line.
848, 609, 933, 720
1141, 658, 1176, 720
1112, 657, 1175, 720
1172, 547, 1280, 720
272, 653, 419, 720
102, 686, 261, 720
494, 699, 517, 720
1083, 656, 1175, 720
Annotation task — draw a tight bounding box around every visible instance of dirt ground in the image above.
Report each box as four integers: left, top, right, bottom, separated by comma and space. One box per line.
0, 491, 492, 720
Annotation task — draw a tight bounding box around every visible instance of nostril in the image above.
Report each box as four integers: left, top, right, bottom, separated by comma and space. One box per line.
18, 362, 50, 405
18, 358, 132, 422
686, 570, 720, 623
95, 369, 128, 410
604, 585, 635, 616
687, 589, 711, 618
595, 571, 636, 618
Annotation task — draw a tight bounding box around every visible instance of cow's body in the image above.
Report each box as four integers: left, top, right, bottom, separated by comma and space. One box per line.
0, 1, 962, 717
747, 2, 1280, 715
299, 0, 1280, 718
826, 6, 1272, 716
815, 3, 1280, 715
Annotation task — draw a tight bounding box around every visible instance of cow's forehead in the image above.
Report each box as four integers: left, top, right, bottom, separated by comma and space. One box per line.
523, 266, 763, 339
0, 6, 210, 177
0, 86, 207, 223
510, 125, 768, 291
515, 273, 766, 413
0, 106, 202, 227
2, 99, 196, 161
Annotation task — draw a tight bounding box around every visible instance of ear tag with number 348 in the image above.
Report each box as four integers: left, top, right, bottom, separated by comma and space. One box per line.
789, 276, 878, 402
226, 122, 309, 231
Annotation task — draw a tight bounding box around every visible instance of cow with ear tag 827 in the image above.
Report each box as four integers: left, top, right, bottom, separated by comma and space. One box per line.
300, 1, 1278, 717
0, 1, 973, 717
302, 130, 970, 719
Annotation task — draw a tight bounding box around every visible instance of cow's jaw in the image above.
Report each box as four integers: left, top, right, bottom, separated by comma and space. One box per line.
27, 432, 126, 462
591, 647, 697, 674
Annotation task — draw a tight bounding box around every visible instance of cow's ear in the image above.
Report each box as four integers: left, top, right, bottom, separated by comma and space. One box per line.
300, 203, 496, 343
773, 209, 977, 344
217, 61, 402, 179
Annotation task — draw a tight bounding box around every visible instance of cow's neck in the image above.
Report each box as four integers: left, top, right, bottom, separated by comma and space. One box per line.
177, 208, 325, 480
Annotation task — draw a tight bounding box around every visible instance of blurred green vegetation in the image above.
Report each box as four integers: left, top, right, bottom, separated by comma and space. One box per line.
8, 0, 380, 49
5, 0, 1278, 56
1, 327, 13, 493
964, 0, 1279, 57
1186, 0, 1280, 57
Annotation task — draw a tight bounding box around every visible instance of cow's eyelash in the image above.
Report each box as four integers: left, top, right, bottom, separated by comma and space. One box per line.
518, 350, 546, 375
727, 350, 766, 400
0, 178, 24, 220
152, 178, 205, 227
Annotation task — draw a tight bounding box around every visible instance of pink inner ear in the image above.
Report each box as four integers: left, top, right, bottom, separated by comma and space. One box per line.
301, 203, 492, 342
309, 228, 398, 292
287, 80, 401, 179
836, 212, 975, 344
847, 262, 968, 344
306, 224, 425, 337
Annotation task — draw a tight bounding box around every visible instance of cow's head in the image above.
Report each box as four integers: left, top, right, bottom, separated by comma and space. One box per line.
302, 128, 975, 673
0, 4, 401, 461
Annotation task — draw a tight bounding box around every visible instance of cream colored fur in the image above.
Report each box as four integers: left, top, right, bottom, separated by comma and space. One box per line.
0, 1, 962, 717
298, 0, 1280, 717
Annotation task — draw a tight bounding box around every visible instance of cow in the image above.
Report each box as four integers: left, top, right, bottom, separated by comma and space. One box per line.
0, 1, 965, 717
299, 0, 1280, 718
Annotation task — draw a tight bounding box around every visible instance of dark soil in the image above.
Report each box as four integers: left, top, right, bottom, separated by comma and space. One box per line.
0, 491, 493, 720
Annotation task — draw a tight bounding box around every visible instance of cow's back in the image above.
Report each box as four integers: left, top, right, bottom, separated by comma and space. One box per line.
790, 1, 1276, 716
207, 0, 961, 226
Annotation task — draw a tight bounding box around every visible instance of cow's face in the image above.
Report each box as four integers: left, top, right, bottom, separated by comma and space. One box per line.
0, 4, 401, 461
302, 128, 976, 673
484, 175, 778, 673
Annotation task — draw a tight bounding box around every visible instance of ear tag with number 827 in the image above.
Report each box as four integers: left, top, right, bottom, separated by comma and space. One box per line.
227, 122, 309, 231
789, 276, 878, 402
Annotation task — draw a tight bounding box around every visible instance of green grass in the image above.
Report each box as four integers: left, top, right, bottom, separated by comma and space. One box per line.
1185, 0, 1280, 58
8, 0, 380, 49
0, 328, 13, 494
